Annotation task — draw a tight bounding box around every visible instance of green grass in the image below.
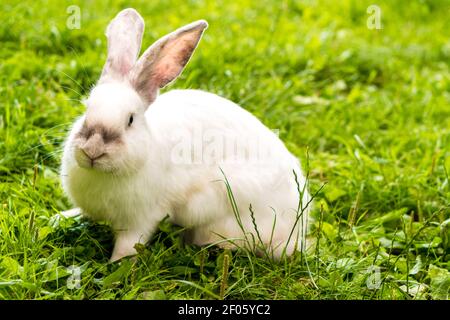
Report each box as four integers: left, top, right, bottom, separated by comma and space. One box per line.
0, 0, 449, 300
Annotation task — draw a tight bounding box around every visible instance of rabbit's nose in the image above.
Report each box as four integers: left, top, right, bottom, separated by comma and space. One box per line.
81, 149, 105, 161
81, 134, 106, 162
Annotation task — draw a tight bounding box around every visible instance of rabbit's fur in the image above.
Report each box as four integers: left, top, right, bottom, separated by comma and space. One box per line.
61, 8, 311, 262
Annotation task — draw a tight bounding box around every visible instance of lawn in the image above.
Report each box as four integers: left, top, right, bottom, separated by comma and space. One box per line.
0, 0, 449, 300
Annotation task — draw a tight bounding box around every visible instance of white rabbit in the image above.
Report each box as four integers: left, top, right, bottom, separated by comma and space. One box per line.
61, 8, 311, 262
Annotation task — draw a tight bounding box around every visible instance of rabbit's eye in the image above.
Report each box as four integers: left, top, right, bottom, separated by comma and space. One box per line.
128, 115, 134, 127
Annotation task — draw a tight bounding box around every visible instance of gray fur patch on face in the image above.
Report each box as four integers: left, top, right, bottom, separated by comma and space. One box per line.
78, 122, 121, 144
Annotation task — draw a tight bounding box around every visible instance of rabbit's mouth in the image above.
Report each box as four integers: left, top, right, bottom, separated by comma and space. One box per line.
74, 147, 116, 173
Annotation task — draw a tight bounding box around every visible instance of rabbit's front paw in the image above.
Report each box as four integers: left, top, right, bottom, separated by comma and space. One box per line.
110, 229, 151, 262
61, 208, 82, 218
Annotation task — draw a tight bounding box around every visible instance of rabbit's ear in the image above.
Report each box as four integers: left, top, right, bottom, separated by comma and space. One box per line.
100, 8, 144, 83
129, 20, 208, 104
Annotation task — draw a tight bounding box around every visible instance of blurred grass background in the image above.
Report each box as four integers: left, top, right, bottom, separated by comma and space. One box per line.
0, 0, 449, 299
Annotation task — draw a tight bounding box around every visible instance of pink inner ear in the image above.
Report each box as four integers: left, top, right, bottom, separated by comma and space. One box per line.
153, 62, 179, 87
150, 37, 198, 88
129, 20, 207, 103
